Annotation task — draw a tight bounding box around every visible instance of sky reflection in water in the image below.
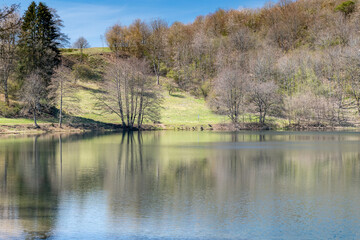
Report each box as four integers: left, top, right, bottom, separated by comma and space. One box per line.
0, 131, 360, 239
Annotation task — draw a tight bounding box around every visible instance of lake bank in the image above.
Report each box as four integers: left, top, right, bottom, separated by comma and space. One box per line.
1, 120, 358, 135
3, 75, 359, 135
0, 122, 123, 135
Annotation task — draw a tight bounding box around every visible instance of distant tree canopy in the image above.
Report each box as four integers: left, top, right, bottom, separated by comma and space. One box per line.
73, 37, 90, 53
105, 24, 126, 55
4, 0, 360, 128
17, 1, 63, 86
0, 4, 19, 27
105, 19, 150, 58
335, 1, 355, 17
102, 0, 360, 126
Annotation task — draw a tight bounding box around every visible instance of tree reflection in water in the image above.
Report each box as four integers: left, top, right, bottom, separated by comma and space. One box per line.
0, 131, 360, 239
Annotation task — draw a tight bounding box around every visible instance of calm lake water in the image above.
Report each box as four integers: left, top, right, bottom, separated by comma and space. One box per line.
1, 131, 360, 239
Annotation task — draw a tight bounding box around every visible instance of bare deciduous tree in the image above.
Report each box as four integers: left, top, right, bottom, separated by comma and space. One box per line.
148, 19, 168, 85
73, 36, 89, 52
73, 36, 90, 61
248, 80, 281, 125
0, 5, 20, 106
191, 31, 216, 87
229, 28, 255, 52
214, 68, 248, 124
21, 73, 45, 128
48, 65, 77, 128
99, 58, 161, 129
346, 58, 360, 116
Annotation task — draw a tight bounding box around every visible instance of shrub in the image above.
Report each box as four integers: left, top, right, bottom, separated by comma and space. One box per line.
61, 48, 75, 53
335, 1, 355, 17
165, 82, 178, 95
0, 102, 21, 118
200, 81, 211, 98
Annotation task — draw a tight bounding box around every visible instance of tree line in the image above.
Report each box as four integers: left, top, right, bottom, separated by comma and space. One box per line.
105, 0, 360, 127
0, 2, 64, 127
2, 0, 360, 128
0, 2, 161, 129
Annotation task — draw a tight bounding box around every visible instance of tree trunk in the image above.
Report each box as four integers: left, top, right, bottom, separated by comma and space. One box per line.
153, 62, 160, 85
33, 106, 39, 128
4, 80, 9, 106
137, 90, 144, 129
59, 79, 63, 128
59, 103, 62, 128
263, 111, 267, 125
116, 81, 126, 127
288, 95, 292, 125
2, 66, 10, 106
125, 78, 130, 128
80, 48, 83, 62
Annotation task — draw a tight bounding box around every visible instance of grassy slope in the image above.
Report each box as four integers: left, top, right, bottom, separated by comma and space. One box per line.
74, 81, 120, 124
0, 47, 346, 130
0, 118, 54, 125
72, 81, 228, 126
161, 91, 227, 126
0, 80, 228, 127
0, 47, 262, 129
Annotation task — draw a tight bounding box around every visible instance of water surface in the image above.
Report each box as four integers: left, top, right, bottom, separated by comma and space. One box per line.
1, 131, 360, 239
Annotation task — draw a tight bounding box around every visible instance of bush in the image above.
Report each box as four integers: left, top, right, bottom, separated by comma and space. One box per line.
159, 62, 168, 76
166, 69, 179, 82
165, 81, 178, 95
61, 48, 75, 53
335, 1, 355, 17
0, 102, 21, 118
200, 81, 211, 98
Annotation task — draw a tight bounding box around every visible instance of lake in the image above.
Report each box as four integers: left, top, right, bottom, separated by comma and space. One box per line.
1, 131, 360, 239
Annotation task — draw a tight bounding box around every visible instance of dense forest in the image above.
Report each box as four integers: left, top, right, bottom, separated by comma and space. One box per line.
1, 0, 360, 129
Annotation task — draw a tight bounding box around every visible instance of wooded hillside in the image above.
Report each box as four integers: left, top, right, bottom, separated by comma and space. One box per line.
2, 0, 360, 129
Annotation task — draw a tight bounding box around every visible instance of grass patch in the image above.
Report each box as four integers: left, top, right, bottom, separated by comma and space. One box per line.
0, 118, 54, 125
161, 89, 228, 126
72, 81, 120, 124
67, 81, 228, 127
65, 80, 227, 127
61, 47, 111, 55
1, 79, 287, 130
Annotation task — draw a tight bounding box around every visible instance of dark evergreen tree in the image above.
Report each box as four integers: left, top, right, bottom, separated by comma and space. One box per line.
17, 2, 37, 78
17, 1, 63, 87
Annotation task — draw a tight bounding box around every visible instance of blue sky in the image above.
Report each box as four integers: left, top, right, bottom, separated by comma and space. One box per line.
2, 0, 267, 47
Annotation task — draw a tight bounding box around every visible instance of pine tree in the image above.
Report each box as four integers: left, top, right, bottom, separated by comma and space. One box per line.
17, 2, 37, 77
17, 1, 62, 87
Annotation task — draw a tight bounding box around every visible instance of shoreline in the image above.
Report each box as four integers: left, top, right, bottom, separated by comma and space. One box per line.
0, 122, 123, 135
1, 122, 359, 135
